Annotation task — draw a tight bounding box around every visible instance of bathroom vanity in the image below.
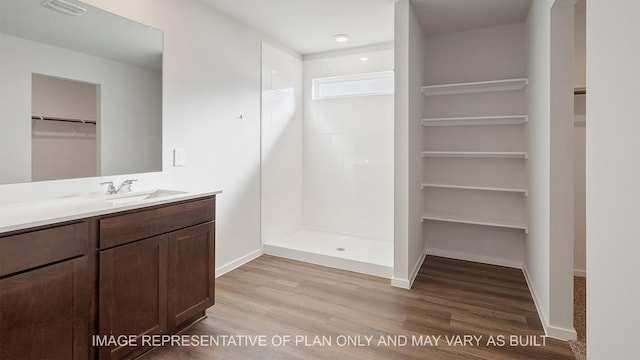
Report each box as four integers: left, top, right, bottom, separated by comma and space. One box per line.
0, 2, 212, 358
0, 189, 220, 360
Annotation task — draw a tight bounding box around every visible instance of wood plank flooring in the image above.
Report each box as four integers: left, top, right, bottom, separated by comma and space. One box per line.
142, 255, 575, 360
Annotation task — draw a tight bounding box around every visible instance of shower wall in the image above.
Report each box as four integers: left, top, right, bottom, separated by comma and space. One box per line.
302, 49, 394, 241
261, 42, 304, 245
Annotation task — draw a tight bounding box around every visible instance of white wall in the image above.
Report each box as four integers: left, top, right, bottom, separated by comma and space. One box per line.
549, 0, 575, 337
32, 75, 97, 181
0, 0, 295, 275
573, 0, 586, 89
422, 23, 527, 268
393, 0, 426, 288
84, 0, 276, 274
0, 33, 161, 183
261, 42, 303, 245
302, 49, 394, 240
98, 57, 161, 177
32, 74, 97, 121
525, 0, 576, 340
573, 1, 586, 277
424, 23, 526, 84
525, 0, 552, 339
587, 0, 640, 358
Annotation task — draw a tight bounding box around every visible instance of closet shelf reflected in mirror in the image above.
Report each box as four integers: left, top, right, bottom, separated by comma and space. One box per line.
31, 115, 97, 125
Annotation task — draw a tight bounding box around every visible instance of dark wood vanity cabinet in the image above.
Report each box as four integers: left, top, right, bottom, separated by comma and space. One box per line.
99, 235, 168, 360
0, 222, 90, 360
0, 195, 216, 360
98, 197, 216, 360
167, 222, 215, 330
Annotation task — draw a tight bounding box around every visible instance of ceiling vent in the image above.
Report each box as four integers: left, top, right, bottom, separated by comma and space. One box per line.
41, 0, 86, 16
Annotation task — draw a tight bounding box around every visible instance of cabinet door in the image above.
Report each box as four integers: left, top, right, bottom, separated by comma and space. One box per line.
99, 235, 167, 360
168, 222, 215, 330
0, 257, 89, 360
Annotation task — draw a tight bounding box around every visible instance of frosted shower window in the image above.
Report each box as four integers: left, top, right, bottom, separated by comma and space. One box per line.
312, 71, 394, 100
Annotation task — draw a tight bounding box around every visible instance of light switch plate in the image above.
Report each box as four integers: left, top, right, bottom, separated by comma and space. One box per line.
173, 148, 186, 167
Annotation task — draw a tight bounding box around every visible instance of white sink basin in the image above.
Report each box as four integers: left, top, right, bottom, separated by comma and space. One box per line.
101, 189, 187, 206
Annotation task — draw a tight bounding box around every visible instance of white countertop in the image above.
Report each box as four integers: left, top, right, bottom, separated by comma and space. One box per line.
0, 187, 222, 235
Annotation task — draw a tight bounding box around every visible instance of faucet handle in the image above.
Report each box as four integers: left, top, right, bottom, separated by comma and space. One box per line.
117, 179, 138, 194
100, 181, 117, 195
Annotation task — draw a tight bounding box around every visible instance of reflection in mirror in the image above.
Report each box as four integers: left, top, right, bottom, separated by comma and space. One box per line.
32, 74, 98, 181
0, 0, 162, 185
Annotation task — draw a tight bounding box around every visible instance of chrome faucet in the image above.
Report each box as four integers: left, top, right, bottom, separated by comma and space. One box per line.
100, 181, 117, 195
116, 179, 138, 194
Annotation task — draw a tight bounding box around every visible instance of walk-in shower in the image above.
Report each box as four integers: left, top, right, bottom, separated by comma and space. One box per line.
260, 43, 394, 278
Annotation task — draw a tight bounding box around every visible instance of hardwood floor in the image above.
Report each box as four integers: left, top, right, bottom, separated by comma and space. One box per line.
142, 255, 574, 360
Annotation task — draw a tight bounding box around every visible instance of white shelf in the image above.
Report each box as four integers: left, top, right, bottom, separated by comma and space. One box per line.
421, 214, 528, 233
421, 183, 528, 196
421, 151, 528, 159
421, 78, 529, 96
421, 115, 528, 127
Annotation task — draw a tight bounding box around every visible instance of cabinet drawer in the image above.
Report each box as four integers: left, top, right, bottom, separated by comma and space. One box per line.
99, 197, 215, 249
0, 222, 88, 277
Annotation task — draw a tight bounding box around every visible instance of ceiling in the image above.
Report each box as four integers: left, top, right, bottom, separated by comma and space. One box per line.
200, 0, 532, 56
199, 0, 395, 55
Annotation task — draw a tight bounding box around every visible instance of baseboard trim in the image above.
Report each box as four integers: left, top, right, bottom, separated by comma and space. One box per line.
215, 249, 263, 278
426, 248, 523, 269
521, 264, 578, 341
392, 246, 428, 289
521, 263, 550, 336
547, 324, 578, 341
409, 247, 428, 287
574, 269, 586, 277
391, 277, 411, 289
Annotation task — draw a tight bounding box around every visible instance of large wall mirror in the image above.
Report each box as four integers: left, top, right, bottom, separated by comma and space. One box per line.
0, 0, 162, 185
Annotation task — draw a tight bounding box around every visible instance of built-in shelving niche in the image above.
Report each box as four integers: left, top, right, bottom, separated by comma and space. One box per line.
421, 77, 529, 234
